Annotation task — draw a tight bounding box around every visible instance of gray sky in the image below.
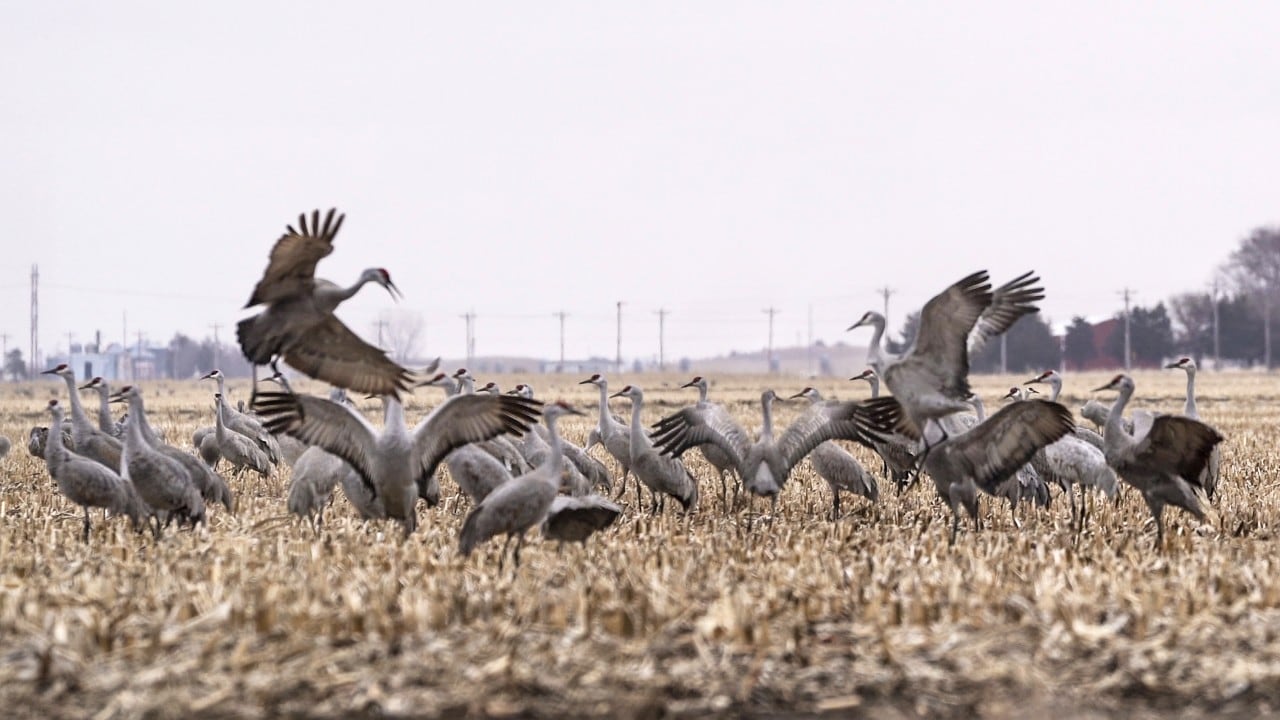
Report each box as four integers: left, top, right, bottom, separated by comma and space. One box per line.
3, 2, 1277, 366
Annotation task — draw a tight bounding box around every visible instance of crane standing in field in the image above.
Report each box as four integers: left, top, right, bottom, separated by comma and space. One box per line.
579, 374, 632, 498
678, 376, 739, 509
110, 385, 206, 534
459, 401, 585, 569
610, 384, 699, 514
1022, 370, 1105, 450
77, 377, 126, 438
1093, 374, 1223, 548
214, 394, 272, 480
43, 400, 146, 542
201, 370, 280, 464
508, 383, 611, 495
236, 208, 412, 400
789, 387, 879, 519
42, 364, 122, 472
1166, 357, 1223, 500
849, 368, 919, 493
253, 386, 542, 536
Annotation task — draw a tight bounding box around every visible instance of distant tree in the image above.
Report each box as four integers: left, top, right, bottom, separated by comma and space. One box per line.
168, 333, 202, 379
1168, 291, 1213, 361
1220, 293, 1264, 365
4, 349, 26, 381
382, 309, 425, 364
886, 311, 920, 355
1107, 303, 1175, 366
971, 313, 1060, 374
1063, 317, 1095, 371
1226, 225, 1280, 367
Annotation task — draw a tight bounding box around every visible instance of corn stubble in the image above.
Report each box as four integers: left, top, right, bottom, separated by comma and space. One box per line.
1, 371, 1278, 719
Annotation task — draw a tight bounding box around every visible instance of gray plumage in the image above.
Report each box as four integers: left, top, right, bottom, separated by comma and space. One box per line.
579, 374, 633, 497
790, 388, 879, 519
679, 376, 740, 508
611, 385, 699, 513
849, 368, 920, 492
1094, 374, 1224, 547
236, 208, 412, 399
287, 445, 349, 524
78, 377, 126, 438
192, 427, 222, 468
42, 364, 122, 472
43, 400, 146, 541
254, 388, 542, 536
1023, 370, 1106, 450
920, 398, 1074, 544
127, 390, 235, 514
459, 402, 579, 567
214, 393, 272, 478
512, 383, 612, 495
110, 385, 206, 532
1166, 357, 1223, 500
848, 271, 1043, 435
541, 494, 622, 545
202, 370, 281, 465
0, 435, 9, 460
28, 425, 75, 459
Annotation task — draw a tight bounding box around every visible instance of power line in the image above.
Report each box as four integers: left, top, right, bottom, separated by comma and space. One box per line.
209, 322, 222, 370
1119, 287, 1135, 370
763, 306, 779, 373
553, 310, 568, 369
460, 311, 476, 367
654, 308, 669, 371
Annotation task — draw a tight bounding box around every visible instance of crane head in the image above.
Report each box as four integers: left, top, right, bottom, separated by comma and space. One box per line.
609, 385, 635, 399
680, 376, 704, 389
41, 363, 71, 377
108, 385, 138, 404
363, 268, 402, 300
846, 311, 880, 332
1092, 374, 1130, 393
78, 376, 105, 391
1164, 357, 1195, 371
476, 382, 500, 395
579, 373, 603, 386
1024, 370, 1056, 385
544, 400, 585, 420
788, 387, 820, 401
849, 368, 876, 382
200, 370, 223, 381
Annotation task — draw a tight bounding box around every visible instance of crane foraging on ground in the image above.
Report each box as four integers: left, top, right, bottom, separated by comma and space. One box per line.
43, 400, 147, 542
253, 387, 542, 535
788, 388, 880, 519
236, 208, 412, 400
847, 270, 1043, 439
214, 394, 272, 480
1166, 357, 1223, 500
650, 389, 903, 512
610, 385, 700, 514
1093, 374, 1224, 548
459, 401, 584, 569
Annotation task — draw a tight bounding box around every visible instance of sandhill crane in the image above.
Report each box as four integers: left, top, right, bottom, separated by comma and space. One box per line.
608, 385, 699, 513
918, 398, 1074, 543
847, 271, 1043, 436
1023, 370, 1105, 449
417, 375, 517, 507
43, 400, 146, 542
678, 376, 739, 508
214, 393, 272, 479
201, 370, 280, 464
42, 364, 122, 471
77, 377, 125, 437
115, 382, 235, 514
1007, 385, 1118, 528
449, 371, 531, 474
192, 427, 221, 469
849, 368, 919, 492
1094, 374, 1224, 547
258, 372, 314, 466
236, 208, 412, 399
27, 425, 75, 459
459, 401, 579, 568
789, 388, 879, 519
991, 388, 1061, 526
509, 383, 611, 496
1166, 357, 1223, 499
651, 389, 901, 510
253, 387, 542, 535
421, 372, 531, 478
1080, 398, 1139, 436
109, 386, 206, 533
0, 435, 9, 461
542, 494, 622, 546
578, 374, 632, 497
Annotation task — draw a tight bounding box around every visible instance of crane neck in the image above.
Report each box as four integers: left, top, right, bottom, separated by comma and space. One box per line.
760, 394, 775, 440
628, 391, 646, 450
867, 375, 880, 398
696, 383, 709, 404
594, 382, 610, 433
214, 396, 229, 440
1046, 376, 1062, 403
94, 386, 114, 434
1104, 383, 1134, 441
124, 394, 149, 450
971, 396, 987, 423
59, 373, 92, 432
384, 397, 406, 434
45, 410, 67, 473
1182, 368, 1198, 418
864, 316, 887, 373
543, 413, 566, 487
458, 377, 475, 394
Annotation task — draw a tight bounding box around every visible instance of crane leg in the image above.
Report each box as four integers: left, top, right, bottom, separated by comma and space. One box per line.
719, 471, 729, 513
831, 491, 841, 522
82, 506, 92, 543
498, 534, 514, 572
512, 532, 525, 571
1067, 483, 1079, 529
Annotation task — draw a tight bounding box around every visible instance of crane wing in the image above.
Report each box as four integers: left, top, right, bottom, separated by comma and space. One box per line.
966, 271, 1044, 355
937, 399, 1074, 495
888, 271, 992, 409
777, 396, 906, 472
251, 390, 380, 494
281, 314, 414, 399
412, 394, 543, 486
649, 403, 751, 472
245, 208, 343, 308
1130, 415, 1223, 487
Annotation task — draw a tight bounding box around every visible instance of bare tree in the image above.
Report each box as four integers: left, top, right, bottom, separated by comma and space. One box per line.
382, 309, 426, 364
1227, 226, 1280, 368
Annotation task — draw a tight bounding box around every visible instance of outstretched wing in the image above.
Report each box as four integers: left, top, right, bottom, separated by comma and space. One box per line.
245, 208, 344, 308
412, 394, 543, 485
777, 396, 906, 473
1131, 415, 1223, 488
252, 390, 379, 493
967, 271, 1044, 356
888, 271, 992, 408
281, 315, 414, 399
940, 399, 1074, 495
649, 403, 751, 472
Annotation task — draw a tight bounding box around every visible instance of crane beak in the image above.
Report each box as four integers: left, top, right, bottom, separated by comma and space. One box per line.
679, 381, 695, 388
608, 390, 625, 398
786, 391, 805, 400
577, 378, 595, 385
40, 368, 58, 375
1091, 382, 1113, 392
1001, 390, 1017, 400
200, 371, 216, 380
384, 280, 403, 301
77, 382, 94, 390
1163, 362, 1179, 369
107, 392, 125, 404
846, 319, 866, 331
1022, 378, 1038, 385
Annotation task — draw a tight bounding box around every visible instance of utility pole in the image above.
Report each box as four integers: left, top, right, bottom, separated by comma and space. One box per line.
30, 264, 38, 378
67, 332, 75, 361
553, 311, 568, 370
1211, 278, 1221, 371
209, 322, 222, 371
1120, 288, 1134, 370
1000, 333, 1007, 374
460, 311, 476, 367
615, 301, 623, 374
134, 331, 145, 380
654, 308, 669, 371
373, 318, 389, 348
875, 286, 894, 334
763, 306, 779, 373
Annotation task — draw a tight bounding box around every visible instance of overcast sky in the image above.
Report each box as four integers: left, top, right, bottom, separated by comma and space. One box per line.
2, 2, 1277, 367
